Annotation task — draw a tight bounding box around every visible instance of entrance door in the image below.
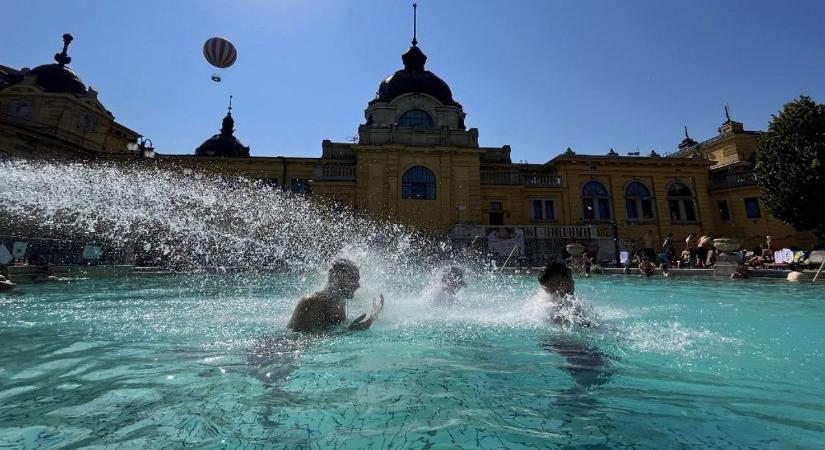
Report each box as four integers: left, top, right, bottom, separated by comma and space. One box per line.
489, 213, 504, 225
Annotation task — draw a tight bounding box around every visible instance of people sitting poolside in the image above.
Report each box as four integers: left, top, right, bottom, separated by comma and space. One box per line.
638, 257, 655, 277
537, 262, 593, 327
677, 249, 692, 268
287, 258, 384, 332
746, 245, 772, 267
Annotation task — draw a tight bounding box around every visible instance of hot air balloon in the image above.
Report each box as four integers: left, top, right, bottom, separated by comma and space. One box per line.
203, 37, 237, 82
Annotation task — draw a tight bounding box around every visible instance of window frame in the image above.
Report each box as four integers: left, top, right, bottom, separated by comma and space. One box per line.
531, 198, 556, 221
666, 181, 698, 223
401, 166, 437, 200
581, 180, 612, 221
744, 197, 761, 219
398, 109, 435, 129
624, 181, 656, 221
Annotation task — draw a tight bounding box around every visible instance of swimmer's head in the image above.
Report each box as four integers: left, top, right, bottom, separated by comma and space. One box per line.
328, 258, 360, 299
538, 262, 574, 296
441, 266, 466, 295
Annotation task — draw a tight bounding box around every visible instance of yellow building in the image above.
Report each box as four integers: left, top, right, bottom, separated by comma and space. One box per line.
1, 33, 816, 262
0, 34, 139, 159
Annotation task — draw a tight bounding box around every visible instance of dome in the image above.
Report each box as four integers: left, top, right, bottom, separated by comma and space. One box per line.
27, 63, 87, 95
195, 111, 250, 157
372, 44, 459, 107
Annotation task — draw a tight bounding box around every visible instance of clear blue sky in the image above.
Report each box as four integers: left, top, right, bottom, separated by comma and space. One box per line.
5, 0, 825, 160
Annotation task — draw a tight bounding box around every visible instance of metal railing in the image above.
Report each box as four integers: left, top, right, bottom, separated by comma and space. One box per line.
480, 170, 562, 187
709, 171, 757, 190
451, 224, 596, 240
313, 164, 356, 181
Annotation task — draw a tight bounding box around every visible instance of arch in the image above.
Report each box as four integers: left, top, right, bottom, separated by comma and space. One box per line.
398, 109, 434, 128
401, 166, 436, 200
624, 181, 655, 220
666, 181, 698, 222
581, 180, 611, 220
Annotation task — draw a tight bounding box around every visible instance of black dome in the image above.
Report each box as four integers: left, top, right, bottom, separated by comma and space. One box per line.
372, 45, 459, 107
28, 64, 87, 96
195, 112, 250, 157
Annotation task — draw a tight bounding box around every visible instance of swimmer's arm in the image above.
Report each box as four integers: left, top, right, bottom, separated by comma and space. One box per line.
348, 294, 384, 331
288, 296, 321, 332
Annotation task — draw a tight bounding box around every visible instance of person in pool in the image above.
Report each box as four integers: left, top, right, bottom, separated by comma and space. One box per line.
638, 256, 655, 277
287, 258, 384, 332
538, 262, 593, 327
435, 266, 466, 304
0, 264, 15, 291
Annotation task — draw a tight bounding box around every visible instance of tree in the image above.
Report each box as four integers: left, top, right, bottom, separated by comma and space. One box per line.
757, 95, 825, 240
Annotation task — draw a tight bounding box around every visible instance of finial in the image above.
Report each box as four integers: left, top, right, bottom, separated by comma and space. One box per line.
228, 95, 233, 114
725, 104, 731, 122
54, 33, 74, 66
684, 125, 689, 139
412, 4, 418, 46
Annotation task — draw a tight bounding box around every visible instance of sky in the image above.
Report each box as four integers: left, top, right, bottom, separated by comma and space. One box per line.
4, 0, 825, 161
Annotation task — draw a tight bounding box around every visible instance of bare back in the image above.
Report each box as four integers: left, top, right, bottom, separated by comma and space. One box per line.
287, 291, 347, 332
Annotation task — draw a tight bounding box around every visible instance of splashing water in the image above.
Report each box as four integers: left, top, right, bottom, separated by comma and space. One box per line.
0, 159, 459, 273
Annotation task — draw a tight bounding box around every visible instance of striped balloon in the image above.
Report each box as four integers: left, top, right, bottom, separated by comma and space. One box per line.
203, 37, 237, 69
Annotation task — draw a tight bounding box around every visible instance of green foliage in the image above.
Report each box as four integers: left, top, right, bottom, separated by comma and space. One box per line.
756, 96, 825, 238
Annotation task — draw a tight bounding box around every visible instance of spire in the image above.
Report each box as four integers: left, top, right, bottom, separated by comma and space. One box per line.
684, 125, 689, 139
412, 3, 418, 46
679, 125, 698, 149
724, 104, 731, 122
54, 33, 73, 66
402, 4, 426, 72
221, 95, 235, 136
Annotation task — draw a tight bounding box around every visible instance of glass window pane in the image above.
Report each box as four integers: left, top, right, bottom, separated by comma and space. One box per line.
398, 109, 434, 128
684, 200, 697, 222
626, 199, 638, 219
668, 200, 682, 221
642, 199, 655, 219
598, 199, 611, 219
532, 200, 542, 219
401, 166, 436, 200
583, 198, 594, 219
745, 198, 761, 218
544, 200, 555, 220
718, 200, 730, 221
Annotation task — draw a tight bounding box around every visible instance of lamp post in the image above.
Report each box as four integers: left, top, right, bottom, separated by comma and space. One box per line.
127, 137, 155, 159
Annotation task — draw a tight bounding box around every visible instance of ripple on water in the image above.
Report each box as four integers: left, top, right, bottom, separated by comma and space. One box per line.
47, 388, 162, 418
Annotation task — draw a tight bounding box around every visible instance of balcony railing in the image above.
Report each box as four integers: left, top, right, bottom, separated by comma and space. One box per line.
314, 164, 356, 181
709, 171, 757, 190
481, 170, 561, 187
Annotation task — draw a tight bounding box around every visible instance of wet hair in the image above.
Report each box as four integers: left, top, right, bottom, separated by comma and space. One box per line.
329, 258, 358, 277
538, 262, 571, 285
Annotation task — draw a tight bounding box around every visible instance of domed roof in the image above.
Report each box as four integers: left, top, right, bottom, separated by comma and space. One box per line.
195, 110, 250, 157
372, 44, 459, 107
28, 64, 87, 95
26, 34, 88, 96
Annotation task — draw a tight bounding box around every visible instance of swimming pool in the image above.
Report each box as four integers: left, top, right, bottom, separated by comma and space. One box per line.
1, 273, 823, 449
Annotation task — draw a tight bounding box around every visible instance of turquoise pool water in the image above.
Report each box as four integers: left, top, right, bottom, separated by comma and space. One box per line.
1, 273, 824, 449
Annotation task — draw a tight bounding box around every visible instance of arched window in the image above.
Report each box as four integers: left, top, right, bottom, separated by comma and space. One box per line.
398, 109, 434, 128
402, 166, 436, 200
582, 180, 611, 220
625, 181, 655, 220
667, 182, 697, 222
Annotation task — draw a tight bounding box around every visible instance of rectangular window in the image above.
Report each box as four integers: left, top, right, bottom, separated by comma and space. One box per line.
668, 199, 682, 222
718, 200, 730, 221
490, 201, 502, 211
583, 198, 594, 220
684, 200, 697, 222
532, 199, 555, 220
291, 178, 311, 193
744, 197, 761, 218
544, 200, 555, 220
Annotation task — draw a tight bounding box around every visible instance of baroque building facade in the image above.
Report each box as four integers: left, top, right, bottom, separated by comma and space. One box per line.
0, 33, 815, 260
